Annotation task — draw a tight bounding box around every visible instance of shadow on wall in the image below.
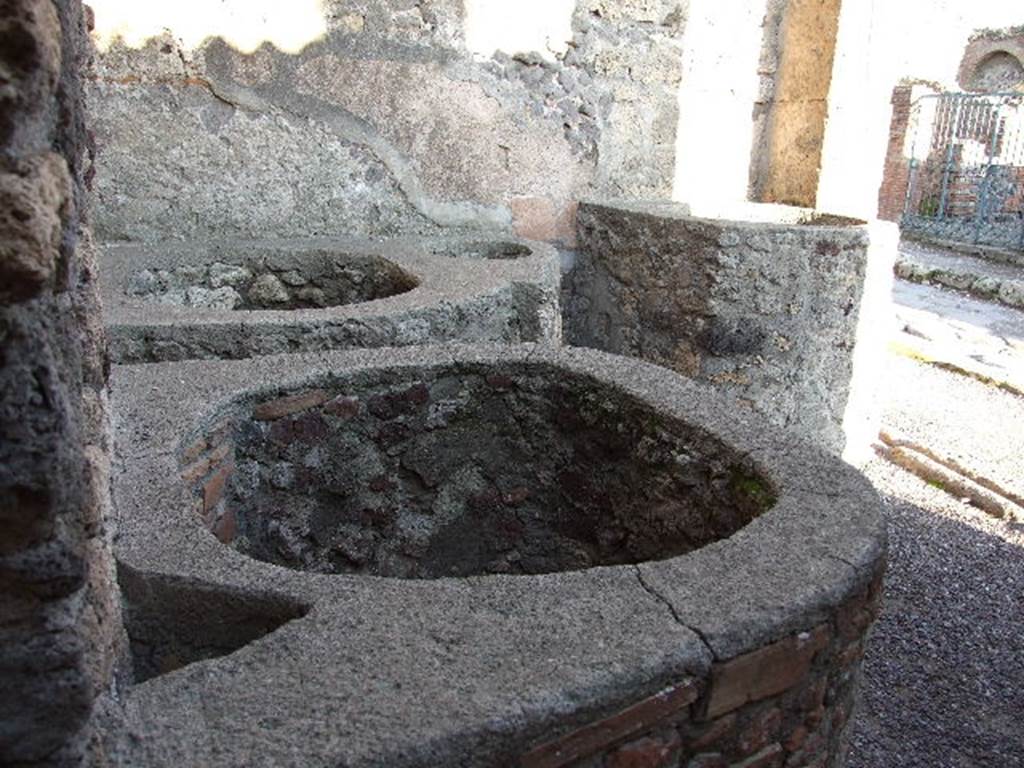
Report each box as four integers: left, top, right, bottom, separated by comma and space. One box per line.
85, 0, 686, 245
118, 563, 309, 684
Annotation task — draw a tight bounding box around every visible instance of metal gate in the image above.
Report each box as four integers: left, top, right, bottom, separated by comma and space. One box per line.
902, 92, 1024, 250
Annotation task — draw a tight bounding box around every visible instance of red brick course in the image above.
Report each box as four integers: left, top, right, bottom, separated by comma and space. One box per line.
179, 420, 239, 543
703, 624, 830, 719
521, 681, 699, 768
253, 389, 330, 420
877, 85, 914, 222
516, 564, 883, 768
606, 731, 682, 768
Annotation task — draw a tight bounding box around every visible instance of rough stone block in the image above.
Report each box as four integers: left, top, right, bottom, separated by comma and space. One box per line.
783, 725, 808, 753
1, 2, 123, 764
574, 201, 870, 454
180, 441, 233, 485
730, 743, 783, 768
0, 153, 71, 300
0, 0, 63, 149
324, 395, 360, 419
203, 460, 234, 514
737, 707, 782, 756
214, 507, 237, 544
689, 755, 728, 768
689, 713, 737, 751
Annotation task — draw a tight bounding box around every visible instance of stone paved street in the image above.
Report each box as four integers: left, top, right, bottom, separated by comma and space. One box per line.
846, 245, 1024, 768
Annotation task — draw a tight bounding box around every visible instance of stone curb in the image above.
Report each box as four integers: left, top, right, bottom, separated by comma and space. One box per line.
895, 256, 1024, 311
876, 430, 1024, 523
888, 338, 1024, 399
901, 233, 1024, 268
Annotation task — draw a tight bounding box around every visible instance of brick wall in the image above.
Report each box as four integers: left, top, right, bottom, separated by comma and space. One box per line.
520, 570, 884, 768
876, 85, 913, 222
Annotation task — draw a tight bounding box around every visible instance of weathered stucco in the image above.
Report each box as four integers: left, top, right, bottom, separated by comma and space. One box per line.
88, 0, 686, 245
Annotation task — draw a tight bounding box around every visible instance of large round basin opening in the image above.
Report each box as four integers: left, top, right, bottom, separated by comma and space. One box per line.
129, 251, 418, 310
193, 363, 776, 579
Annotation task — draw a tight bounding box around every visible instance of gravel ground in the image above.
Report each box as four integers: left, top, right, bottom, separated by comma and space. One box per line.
845, 269, 1024, 767
846, 457, 1024, 768
881, 353, 1024, 503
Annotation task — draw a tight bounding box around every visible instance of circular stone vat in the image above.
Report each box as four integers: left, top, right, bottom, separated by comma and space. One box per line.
100, 236, 562, 363
121, 345, 885, 768
206, 364, 774, 578
128, 250, 418, 311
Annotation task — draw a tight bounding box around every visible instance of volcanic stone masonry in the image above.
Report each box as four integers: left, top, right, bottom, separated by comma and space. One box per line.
570, 201, 871, 455
0, 0, 124, 765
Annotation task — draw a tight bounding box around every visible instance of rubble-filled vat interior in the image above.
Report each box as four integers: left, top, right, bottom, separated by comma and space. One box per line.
187, 363, 777, 579
128, 250, 419, 310
429, 240, 534, 259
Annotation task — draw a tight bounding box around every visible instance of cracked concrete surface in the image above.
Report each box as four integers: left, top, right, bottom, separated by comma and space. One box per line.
633, 564, 718, 662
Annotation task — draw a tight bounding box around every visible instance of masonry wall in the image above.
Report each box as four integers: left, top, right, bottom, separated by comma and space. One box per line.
520, 568, 884, 768
876, 85, 913, 222
0, 1, 124, 764
750, 0, 842, 208
747, 0, 788, 203
87, 0, 686, 246
571, 202, 870, 456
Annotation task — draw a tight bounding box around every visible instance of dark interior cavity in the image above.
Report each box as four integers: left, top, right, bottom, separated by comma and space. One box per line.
431, 241, 533, 260
128, 251, 418, 311
118, 564, 308, 684
187, 364, 776, 579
